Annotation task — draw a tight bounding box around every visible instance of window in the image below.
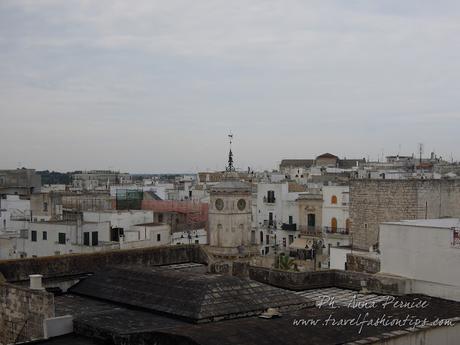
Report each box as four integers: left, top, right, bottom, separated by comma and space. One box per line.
83, 232, 90, 246
58, 233, 66, 244
31, 230, 37, 242
289, 216, 293, 225
260, 231, 264, 244
331, 195, 337, 204
266, 235, 270, 245
91, 232, 99, 246
268, 212, 273, 226
282, 237, 286, 247
288, 235, 294, 245
42, 231, 47, 240
195, 240, 199, 244
266, 190, 275, 203
158, 213, 163, 223
157, 233, 161, 242
43, 202, 48, 212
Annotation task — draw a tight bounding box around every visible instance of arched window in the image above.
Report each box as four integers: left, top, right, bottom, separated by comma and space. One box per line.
331, 218, 337, 232
331, 195, 337, 204
346, 219, 351, 233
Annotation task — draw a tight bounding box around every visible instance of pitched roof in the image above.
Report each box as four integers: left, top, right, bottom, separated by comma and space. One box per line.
316, 153, 338, 159
69, 267, 311, 323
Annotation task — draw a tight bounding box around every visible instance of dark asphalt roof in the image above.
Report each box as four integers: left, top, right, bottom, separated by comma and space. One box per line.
53, 292, 460, 345
69, 267, 311, 323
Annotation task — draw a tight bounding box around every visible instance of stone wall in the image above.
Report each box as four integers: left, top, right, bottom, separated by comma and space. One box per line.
248, 266, 408, 295
209, 260, 251, 277
0, 245, 208, 282
346, 253, 381, 274
0, 283, 54, 345
350, 179, 460, 250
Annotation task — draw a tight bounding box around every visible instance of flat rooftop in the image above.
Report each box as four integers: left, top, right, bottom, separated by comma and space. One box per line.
383, 218, 460, 228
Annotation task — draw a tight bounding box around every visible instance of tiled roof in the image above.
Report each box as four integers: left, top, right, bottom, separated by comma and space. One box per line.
69, 267, 311, 323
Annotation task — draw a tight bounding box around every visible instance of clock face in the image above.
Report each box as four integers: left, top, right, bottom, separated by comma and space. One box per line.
215, 198, 224, 211
237, 199, 246, 211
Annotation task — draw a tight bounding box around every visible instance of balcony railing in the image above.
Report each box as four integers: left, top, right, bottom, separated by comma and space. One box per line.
324, 226, 350, 235
263, 196, 276, 204
262, 220, 276, 229
281, 223, 297, 231
298, 225, 323, 236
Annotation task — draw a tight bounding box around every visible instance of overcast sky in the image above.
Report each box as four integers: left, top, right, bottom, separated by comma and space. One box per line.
1, 1, 459, 173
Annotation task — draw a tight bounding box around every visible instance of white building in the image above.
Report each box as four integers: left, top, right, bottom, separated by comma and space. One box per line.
124, 223, 171, 246
0, 220, 113, 259
0, 195, 30, 232
321, 185, 351, 268
83, 210, 154, 232
380, 218, 460, 301
255, 182, 303, 255
40, 184, 67, 193
321, 185, 350, 232
171, 228, 208, 245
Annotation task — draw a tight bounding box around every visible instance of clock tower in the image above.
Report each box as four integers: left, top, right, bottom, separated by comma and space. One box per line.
208, 137, 253, 255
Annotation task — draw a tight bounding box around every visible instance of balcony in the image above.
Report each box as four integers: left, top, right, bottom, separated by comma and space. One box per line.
281, 223, 297, 231
263, 196, 276, 204
324, 226, 350, 235
262, 220, 277, 229
298, 225, 322, 237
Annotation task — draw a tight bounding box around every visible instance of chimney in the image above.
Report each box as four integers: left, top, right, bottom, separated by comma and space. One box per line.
29, 274, 44, 290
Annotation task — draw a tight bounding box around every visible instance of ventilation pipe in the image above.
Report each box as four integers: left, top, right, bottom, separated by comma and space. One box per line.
29, 274, 44, 290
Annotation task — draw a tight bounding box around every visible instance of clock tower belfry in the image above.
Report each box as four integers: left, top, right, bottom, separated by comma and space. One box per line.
208, 135, 253, 255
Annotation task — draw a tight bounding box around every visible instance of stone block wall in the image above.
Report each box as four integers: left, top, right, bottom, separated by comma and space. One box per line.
248, 266, 407, 295
0, 283, 54, 345
346, 253, 381, 274
350, 180, 418, 251
350, 179, 460, 251
248, 266, 334, 291
0, 245, 208, 282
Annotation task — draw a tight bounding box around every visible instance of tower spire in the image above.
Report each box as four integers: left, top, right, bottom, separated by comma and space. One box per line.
226, 133, 235, 172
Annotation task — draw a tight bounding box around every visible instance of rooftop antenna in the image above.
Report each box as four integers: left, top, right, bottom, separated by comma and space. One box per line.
418, 143, 424, 174
226, 132, 235, 172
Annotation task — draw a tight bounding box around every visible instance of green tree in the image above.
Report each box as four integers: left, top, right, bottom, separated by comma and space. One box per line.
275, 255, 297, 271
